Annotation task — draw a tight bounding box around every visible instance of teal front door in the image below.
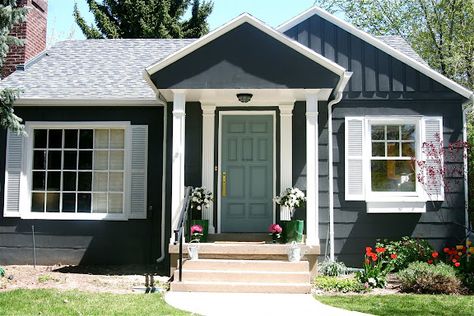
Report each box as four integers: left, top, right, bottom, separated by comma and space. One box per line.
220, 114, 274, 232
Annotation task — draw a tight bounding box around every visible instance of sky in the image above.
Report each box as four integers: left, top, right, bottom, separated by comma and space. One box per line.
47, 0, 317, 45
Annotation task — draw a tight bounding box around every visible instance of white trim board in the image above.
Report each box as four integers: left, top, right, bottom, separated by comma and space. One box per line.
145, 13, 346, 78
13, 98, 163, 106
217, 110, 277, 233
277, 6, 473, 99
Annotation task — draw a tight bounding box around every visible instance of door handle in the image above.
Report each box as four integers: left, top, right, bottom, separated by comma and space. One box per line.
222, 171, 227, 197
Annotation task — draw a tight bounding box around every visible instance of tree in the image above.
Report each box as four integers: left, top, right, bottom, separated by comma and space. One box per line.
73, 0, 213, 39
313, 0, 474, 90
0, 0, 28, 134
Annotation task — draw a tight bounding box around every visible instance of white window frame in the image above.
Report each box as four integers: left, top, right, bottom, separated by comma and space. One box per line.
365, 117, 424, 202
363, 116, 427, 213
19, 121, 132, 221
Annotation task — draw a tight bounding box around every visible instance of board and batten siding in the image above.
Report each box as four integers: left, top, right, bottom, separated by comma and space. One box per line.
0, 107, 164, 266
284, 14, 458, 98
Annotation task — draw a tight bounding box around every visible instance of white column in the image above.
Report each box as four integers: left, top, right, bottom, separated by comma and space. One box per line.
279, 103, 294, 221
171, 91, 186, 242
305, 92, 319, 246
201, 104, 216, 233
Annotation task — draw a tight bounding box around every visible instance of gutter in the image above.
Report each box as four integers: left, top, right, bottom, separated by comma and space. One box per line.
327, 72, 352, 261
462, 94, 474, 244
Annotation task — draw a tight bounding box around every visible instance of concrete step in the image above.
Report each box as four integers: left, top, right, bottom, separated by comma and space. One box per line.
180, 259, 309, 272
174, 269, 310, 283
170, 281, 311, 294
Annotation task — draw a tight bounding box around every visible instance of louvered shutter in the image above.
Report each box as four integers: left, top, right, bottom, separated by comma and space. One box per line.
4, 131, 24, 217
129, 125, 148, 219
345, 117, 365, 200
422, 117, 444, 201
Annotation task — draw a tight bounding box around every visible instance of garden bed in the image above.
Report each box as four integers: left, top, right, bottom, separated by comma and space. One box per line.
0, 265, 168, 294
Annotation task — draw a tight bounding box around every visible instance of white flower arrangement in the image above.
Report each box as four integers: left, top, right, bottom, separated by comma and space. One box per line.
190, 187, 213, 211
274, 187, 306, 218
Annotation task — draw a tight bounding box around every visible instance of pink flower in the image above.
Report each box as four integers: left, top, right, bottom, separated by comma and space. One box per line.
190, 224, 203, 235
268, 224, 282, 234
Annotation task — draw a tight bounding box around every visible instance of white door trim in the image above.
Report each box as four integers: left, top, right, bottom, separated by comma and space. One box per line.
217, 110, 277, 233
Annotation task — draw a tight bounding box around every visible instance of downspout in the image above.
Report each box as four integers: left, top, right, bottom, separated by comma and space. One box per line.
462, 94, 474, 245
156, 102, 168, 263
328, 72, 352, 261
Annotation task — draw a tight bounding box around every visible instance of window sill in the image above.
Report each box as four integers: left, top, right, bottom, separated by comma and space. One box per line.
366, 201, 426, 213
18, 212, 129, 221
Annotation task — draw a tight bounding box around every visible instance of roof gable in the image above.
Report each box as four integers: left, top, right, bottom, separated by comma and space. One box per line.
278, 7, 472, 99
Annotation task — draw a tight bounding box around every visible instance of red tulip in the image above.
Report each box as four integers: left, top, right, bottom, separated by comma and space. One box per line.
390, 253, 397, 259
431, 251, 439, 258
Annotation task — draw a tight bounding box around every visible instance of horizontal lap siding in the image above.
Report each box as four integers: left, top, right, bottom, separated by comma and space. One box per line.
0, 107, 164, 265
318, 100, 465, 267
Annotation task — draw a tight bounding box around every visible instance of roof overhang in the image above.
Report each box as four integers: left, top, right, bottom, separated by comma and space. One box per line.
145, 13, 350, 101
278, 6, 473, 100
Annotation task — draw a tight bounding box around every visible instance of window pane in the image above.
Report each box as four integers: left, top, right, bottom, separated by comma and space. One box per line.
371, 143, 385, 157
48, 151, 62, 170
46, 193, 60, 212
47, 171, 61, 191
110, 129, 124, 149
78, 172, 92, 191
387, 143, 399, 157
95, 129, 109, 149
79, 130, 93, 149
78, 151, 93, 170
62, 193, 76, 212
371, 125, 385, 140
109, 172, 123, 192
371, 160, 415, 192
48, 129, 63, 148
64, 130, 78, 148
33, 150, 46, 169
386, 125, 399, 140
402, 142, 415, 157
77, 193, 91, 212
31, 193, 45, 212
63, 172, 76, 191
110, 151, 124, 170
34, 130, 47, 148
401, 125, 416, 140
108, 193, 123, 213
32, 171, 46, 190
94, 151, 108, 170
93, 193, 107, 213
63, 151, 77, 170
93, 172, 108, 191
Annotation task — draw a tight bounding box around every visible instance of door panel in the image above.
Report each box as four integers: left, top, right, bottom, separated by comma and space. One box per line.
221, 115, 273, 232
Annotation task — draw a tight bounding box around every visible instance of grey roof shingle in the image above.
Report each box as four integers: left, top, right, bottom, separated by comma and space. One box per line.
0, 39, 195, 100
376, 35, 428, 65
0, 35, 427, 101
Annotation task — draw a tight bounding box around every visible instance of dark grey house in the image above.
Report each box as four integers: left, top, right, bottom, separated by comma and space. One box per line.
1, 6, 472, 268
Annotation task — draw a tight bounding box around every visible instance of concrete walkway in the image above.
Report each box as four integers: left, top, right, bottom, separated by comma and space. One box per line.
165, 292, 370, 316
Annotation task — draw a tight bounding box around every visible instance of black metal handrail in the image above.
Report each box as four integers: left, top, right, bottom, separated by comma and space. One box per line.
173, 186, 192, 282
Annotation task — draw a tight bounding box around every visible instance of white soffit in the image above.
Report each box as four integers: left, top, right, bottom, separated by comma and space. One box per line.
145, 13, 346, 77
278, 6, 473, 99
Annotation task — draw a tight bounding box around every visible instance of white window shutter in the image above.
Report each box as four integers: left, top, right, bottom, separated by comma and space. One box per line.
129, 125, 148, 219
345, 117, 365, 200
4, 131, 24, 217
422, 117, 444, 201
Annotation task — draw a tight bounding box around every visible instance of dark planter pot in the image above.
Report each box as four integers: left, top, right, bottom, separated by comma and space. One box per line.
281, 220, 304, 243
190, 219, 209, 242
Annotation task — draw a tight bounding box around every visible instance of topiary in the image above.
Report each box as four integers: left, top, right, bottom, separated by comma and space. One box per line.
398, 261, 462, 294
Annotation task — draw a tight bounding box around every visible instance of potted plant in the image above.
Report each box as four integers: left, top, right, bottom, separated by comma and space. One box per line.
274, 187, 306, 243
189, 187, 213, 242
268, 223, 283, 243
188, 224, 203, 260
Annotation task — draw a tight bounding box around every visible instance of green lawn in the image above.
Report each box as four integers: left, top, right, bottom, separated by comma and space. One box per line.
0, 289, 191, 316
317, 294, 474, 316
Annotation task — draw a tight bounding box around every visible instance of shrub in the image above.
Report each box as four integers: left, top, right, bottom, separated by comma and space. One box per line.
398, 261, 462, 294
376, 236, 433, 271
314, 275, 367, 293
356, 246, 397, 288
460, 272, 474, 293
318, 259, 346, 277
